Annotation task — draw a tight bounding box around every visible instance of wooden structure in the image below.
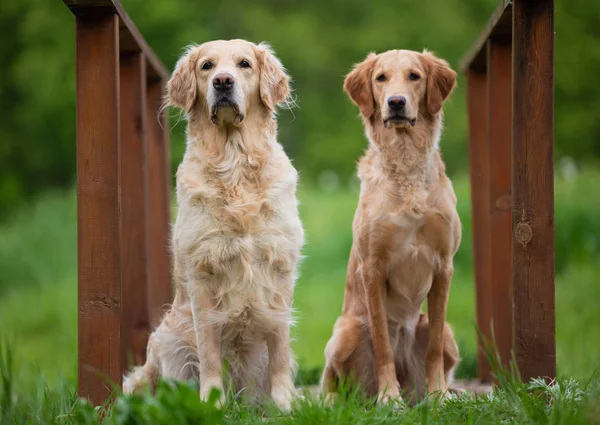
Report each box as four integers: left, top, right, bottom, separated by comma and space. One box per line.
461, 0, 556, 383
62, 0, 173, 405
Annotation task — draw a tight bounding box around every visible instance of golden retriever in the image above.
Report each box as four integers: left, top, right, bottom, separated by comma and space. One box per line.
321, 49, 460, 405
123, 39, 304, 411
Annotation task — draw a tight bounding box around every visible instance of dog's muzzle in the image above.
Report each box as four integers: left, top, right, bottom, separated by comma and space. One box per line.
383, 96, 416, 128
210, 72, 244, 125
210, 97, 244, 125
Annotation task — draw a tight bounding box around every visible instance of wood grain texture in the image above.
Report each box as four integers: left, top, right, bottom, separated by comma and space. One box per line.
487, 38, 514, 371
466, 69, 493, 382
512, 0, 556, 382
76, 12, 122, 404
119, 52, 150, 368
146, 81, 173, 327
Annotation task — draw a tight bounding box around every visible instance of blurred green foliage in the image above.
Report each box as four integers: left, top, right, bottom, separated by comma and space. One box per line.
1, 0, 599, 214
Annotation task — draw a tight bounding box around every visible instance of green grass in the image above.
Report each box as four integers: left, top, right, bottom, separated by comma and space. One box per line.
0, 169, 599, 423
2, 343, 600, 425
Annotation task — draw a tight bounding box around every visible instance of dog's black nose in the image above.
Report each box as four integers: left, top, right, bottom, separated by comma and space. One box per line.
213, 73, 235, 91
387, 95, 407, 111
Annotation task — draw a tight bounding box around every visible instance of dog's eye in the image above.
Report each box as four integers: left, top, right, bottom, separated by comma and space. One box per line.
376, 74, 387, 82
409, 72, 421, 81
238, 60, 251, 69
201, 61, 213, 71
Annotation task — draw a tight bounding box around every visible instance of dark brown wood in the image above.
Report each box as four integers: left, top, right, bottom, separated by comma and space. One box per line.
146, 81, 173, 327
76, 12, 122, 404
460, 0, 512, 73
119, 52, 150, 368
512, 0, 556, 382
63, 0, 169, 82
466, 69, 493, 382
487, 38, 513, 370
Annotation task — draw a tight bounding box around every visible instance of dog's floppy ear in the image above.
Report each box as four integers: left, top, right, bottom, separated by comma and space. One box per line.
421, 50, 457, 115
167, 47, 199, 114
344, 53, 377, 119
255, 43, 290, 111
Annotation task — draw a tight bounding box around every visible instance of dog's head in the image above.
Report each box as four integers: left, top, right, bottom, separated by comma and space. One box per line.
167, 39, 290, 126
344, 50, 456, 129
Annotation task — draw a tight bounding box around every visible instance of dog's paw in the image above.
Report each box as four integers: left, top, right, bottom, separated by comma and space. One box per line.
271, 384, 298, 412
122, 367, 147, 394
448, 386, 466, 396
426, 387, 454, 404
377, 385, 403, 407
200, 383, 226, 407
324, 391, 338, 407
442, 390, 457, 401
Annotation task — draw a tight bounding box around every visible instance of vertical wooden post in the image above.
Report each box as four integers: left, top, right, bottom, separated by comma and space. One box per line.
487, 38, 513, 369
512, 0, 556, 382
119, 52, 150, 368
466, 68, 493, 382
76, 12, 122, 404
146, 80, 173, 327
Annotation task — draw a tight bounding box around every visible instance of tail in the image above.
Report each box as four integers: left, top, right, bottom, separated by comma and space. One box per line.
122, 349, 161, 394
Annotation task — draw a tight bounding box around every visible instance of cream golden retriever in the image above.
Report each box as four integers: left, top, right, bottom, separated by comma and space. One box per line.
321, 49, 460, 405
123, 40, 304, 411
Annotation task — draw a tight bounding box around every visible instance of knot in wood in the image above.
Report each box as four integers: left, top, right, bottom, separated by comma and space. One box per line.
495, 194, 511, 211
515, 222, 532, 246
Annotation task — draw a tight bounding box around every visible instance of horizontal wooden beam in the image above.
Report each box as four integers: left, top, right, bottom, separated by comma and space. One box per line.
63, 0, 169, 82
460, 0, 512, 73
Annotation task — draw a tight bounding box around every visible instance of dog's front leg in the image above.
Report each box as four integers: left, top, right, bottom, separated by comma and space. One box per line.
265, 323, 296, 411
190, 292, 225, 405
426, 260, 452, 396
362, 255, 401, 404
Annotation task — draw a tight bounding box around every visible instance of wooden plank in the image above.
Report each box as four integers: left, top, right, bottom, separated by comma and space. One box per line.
512, 0, 556, 382
466, 69, 493, 382
460, 0, 512, 73
487, 38, 513, 370
119, 52, 150, 368
146, 81, 173, 327
76, 12, 122, 404
63, 0, 169, 81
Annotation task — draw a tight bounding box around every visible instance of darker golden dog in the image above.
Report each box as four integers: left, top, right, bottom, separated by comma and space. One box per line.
322, 49, 460, 405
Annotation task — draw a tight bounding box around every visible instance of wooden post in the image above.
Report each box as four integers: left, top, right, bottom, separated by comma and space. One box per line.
487, 38, 513, 369
466, 68, 493, 382
146, 81, 173, 327
119, 52, 150, 368
76, 12, 122, 404
512, 0, 556, 382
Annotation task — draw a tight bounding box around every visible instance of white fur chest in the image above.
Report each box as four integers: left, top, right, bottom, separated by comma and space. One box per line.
173, 159, 303, 329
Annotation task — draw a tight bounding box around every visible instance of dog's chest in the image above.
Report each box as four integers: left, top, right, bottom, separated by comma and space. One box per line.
191, 192, 297, 267
203, 220, 297, 328
384, 205, 442, 315
176, 180, 301, 326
